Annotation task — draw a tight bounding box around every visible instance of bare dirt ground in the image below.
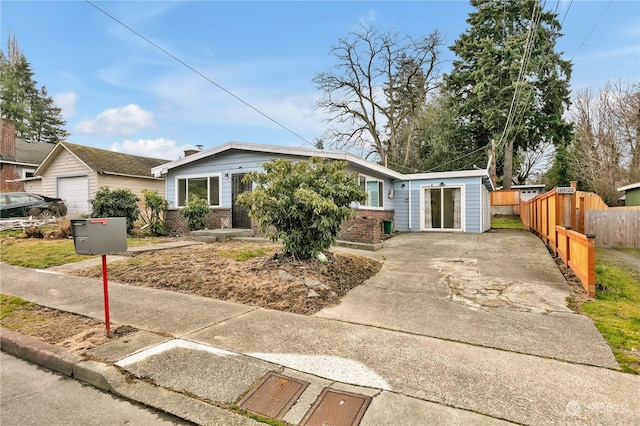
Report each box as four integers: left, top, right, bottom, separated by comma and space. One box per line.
1, 303, 136, 353
2, 240, 382, 354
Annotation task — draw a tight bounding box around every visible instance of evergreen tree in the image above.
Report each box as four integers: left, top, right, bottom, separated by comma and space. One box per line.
446, 0, 572, 188
0, 32, 69, 143
30, 86, 69, 143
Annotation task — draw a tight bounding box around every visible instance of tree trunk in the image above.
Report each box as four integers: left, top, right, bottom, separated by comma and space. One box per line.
502, 138, 514, 190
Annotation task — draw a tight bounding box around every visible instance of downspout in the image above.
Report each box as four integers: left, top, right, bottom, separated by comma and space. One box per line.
408, 179, 412, 230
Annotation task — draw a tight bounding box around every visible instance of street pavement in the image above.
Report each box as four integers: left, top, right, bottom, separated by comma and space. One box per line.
1, 232, 639, 425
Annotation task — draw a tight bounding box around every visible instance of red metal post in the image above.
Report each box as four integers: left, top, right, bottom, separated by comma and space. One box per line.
101, 254, 111, 336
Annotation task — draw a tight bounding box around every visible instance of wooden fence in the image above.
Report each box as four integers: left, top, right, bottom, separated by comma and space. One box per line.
520, 184, 597, 298
491, 190, 520, 215
585, 208, 640, 248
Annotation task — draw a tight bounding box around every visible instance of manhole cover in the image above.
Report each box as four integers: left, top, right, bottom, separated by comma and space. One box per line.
300, 388, 372, 426
238, 371, 309, 419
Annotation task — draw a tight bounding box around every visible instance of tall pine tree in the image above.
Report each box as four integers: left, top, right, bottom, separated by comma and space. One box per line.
0, 32, 69, 143
446, 0, 572, 188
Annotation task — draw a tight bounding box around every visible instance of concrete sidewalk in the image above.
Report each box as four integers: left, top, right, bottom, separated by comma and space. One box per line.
1, 233, 639, 425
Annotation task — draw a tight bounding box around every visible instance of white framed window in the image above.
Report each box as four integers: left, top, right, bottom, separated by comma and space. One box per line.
359, 175, 383, 208
176, 174, 221, 207
23, 168, 35, 178
421, 185, 464, 231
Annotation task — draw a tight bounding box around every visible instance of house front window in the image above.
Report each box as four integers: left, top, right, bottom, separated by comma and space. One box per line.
177, 175, 220, 207
359, 175, 383, 208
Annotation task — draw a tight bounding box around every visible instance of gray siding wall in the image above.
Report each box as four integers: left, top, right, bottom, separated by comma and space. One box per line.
165, 150, 394, 210
390, 177, 485, 233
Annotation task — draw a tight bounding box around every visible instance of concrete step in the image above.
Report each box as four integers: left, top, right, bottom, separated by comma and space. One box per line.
188, 229, 254, 242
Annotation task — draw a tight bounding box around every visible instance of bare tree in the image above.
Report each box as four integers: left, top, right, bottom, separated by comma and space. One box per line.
313, 25, 443, 168
570, 80, 639, 205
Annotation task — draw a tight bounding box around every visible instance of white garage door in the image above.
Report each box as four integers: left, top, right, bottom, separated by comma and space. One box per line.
58, 176, 90, 216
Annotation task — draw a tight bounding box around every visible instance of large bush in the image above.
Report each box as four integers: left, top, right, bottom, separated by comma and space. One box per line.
237, 157, 367, 259
140, 189, 169, 236
90, 187, 140, 234
179, 196, 209, 231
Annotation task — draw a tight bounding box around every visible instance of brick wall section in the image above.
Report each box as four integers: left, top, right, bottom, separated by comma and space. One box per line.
0, 119, 23, 191
1, 164, 23, 191
1, 119, 16, 159
165, 208, 232, 236
165, 208, 393, 244
340, 209, 395, 244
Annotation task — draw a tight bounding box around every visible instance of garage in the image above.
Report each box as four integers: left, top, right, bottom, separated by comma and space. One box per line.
57, 176, 89, 216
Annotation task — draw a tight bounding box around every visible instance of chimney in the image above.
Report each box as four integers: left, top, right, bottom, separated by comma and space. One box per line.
1, 119, 16, 160
184, 149, 199, 157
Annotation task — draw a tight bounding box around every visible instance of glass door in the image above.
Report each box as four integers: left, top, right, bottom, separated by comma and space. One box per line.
424, 187, 462, 230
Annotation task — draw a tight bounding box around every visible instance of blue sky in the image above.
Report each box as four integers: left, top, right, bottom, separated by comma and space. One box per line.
2, 1, 639, 161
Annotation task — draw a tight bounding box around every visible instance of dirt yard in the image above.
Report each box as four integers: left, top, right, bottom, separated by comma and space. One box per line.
1, 240, 382, 354
71, 241, 382, 315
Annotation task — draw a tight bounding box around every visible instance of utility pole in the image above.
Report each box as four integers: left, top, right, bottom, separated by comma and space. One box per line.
490, 139, 498, 189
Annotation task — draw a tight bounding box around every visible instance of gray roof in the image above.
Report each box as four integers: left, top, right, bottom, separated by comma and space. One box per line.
37, 142, 170, 178
63, 142, 170, 177
1, 139, 55, 165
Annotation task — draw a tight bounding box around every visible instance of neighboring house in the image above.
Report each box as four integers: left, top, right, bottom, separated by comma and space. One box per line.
1, 119, 54, 191
25, 142, 169, 216
152, 142, 494, 243
498, 184, 546, 201
617, 182, 640, 206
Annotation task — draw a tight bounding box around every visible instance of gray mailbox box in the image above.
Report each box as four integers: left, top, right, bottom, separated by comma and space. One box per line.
71, 217, 127, 255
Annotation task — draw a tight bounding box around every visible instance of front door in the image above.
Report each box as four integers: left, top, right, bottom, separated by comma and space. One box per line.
423, 187, 462, 230
231, 173, 252, 228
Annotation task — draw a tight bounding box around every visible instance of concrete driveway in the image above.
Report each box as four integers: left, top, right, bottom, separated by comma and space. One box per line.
323, 231, 617, 368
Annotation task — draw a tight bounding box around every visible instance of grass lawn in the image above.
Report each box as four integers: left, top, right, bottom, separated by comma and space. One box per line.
579, 248, 640, 374
491, 215, 524, 229
0, 233, 170, 269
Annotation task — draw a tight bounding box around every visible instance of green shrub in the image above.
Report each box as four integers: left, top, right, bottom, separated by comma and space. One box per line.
180, 196, 210, 231
237, 157, 367, 259
140, 189, 169, 236
90, 187, 140, 234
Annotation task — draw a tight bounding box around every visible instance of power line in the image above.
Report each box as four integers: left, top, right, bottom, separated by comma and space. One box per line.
84, 0, 312, 146
569, 0, 613, 62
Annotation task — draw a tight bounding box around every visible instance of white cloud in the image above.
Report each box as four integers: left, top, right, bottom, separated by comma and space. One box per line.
110, 138, 193, 161
75, 104, 154, 136
53, 92, 77, 117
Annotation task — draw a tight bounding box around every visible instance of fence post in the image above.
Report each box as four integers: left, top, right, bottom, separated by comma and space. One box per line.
586, 233, 596, 299
579, 196, 585, 234
570, 181, 577, 230
564, 226, 571, 267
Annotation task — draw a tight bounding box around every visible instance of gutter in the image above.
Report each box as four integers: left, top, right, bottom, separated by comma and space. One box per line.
408, 178, 412, 230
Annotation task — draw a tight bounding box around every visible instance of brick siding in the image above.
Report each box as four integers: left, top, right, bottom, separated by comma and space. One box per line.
165, 208, 232, 236
340, 209, 395, 244
0, 119, 23, 191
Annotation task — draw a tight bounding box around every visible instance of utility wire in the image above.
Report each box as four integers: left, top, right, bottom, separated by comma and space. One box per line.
84, 0, 312, 146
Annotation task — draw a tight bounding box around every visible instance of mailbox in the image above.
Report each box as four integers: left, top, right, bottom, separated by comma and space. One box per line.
71, 218, 127, 255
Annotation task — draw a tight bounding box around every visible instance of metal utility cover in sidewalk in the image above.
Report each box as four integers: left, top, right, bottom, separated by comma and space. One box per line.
300, 388, 372, 426
238, 371, 309, 419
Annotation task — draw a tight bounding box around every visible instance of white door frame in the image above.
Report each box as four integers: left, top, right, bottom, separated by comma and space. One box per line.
419, 184, 465, 232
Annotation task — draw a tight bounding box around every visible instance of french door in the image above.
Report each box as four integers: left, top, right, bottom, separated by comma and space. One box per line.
423, 187, 462, 230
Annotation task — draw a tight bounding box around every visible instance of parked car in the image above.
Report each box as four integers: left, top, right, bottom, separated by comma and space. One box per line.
0, 192, 68, 218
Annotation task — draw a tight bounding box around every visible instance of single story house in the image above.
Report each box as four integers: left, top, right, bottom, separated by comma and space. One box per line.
617, 182, 640, 206
1, 119, 54, 191
152, 142, 494, 243
25, 142, 169, 216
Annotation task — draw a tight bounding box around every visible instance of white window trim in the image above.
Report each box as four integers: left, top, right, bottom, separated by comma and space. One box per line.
419, 184, 465, 232
175, 173, 222, 208
359, 174, 384, 210
22, 168, 36, 178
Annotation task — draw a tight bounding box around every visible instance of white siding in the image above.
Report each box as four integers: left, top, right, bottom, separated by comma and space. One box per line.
98, 174, 166, 214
